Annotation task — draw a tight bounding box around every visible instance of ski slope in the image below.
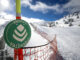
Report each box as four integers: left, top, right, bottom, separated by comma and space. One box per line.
25, 24, 48, 47
38, 26, 80, 60
0, 12, 80, 60
0, 21, 80, 60
0, 23, 50, 59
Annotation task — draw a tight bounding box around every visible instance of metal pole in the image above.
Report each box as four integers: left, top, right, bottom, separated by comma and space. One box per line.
14, 0, 23, 60
16, 0, 21, 19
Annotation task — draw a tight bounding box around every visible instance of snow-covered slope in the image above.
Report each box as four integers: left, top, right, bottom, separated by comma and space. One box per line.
25, 24, 48, 47
33, 12, 80, 27
55, 12, 80, 27
38, 26, 80, 60
0, 12, 80, 60
0, 15, 48, 47
0, 16, 49, 58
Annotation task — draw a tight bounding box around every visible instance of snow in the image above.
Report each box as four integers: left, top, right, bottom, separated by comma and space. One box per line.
38, 26, 80, 60
0, 12, 47, 47
0, 12, 80, 60
0, 15, 49, 59
0, 22, 48, 47
25, 24, 48, 47
55, 12, 80, 27
0, 22, 49, 59
22, 17, 44, 23
34, 12, 80, 27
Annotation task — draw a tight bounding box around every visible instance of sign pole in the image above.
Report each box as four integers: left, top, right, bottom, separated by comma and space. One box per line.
16, 0, 21, 19
4, 0, 31, 59
14, 0, 23, 60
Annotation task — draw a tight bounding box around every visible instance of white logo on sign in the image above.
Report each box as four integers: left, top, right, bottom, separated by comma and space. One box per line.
13, 24, 28, 42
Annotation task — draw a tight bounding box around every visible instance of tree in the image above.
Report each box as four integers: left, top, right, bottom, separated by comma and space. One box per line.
56, 22, 58, 24
64, 21, 68, 24
79, 24, 80, 26
77, 15, 79, 19
48, 22, 55, 27
63, 20, 65, 22
68, 18, 74, 22
69, 23, 73, 26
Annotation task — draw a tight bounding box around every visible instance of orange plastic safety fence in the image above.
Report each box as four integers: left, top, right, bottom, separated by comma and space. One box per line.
14, 39, 57, 60
14, 24, 58, 60
23, 45, 52, 60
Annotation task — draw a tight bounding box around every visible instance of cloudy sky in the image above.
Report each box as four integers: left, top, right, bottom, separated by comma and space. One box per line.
0, 0, 80, 21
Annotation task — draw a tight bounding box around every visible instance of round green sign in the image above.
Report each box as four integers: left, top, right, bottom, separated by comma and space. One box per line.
4, 20, 31, 48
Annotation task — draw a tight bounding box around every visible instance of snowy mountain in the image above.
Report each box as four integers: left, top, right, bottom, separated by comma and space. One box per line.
33, 12, 80, 27
1, 12, 80, 29
38, 26, 80, 60
55, 12, 80, 27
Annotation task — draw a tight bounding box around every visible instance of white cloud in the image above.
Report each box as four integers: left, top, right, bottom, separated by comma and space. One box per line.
0, 0, 15, 25
0, 0, 10, 12
0, 0, 15, 13
64, 0, 80, 8
63, 0, 80, 13
0, 12, 15, 25
30, 2, 60, 13
21, 0, 60, 13
1, 0, 80, 18
0, 12, 15, 20
21, 0, 80, 14
21, 0, 32, 6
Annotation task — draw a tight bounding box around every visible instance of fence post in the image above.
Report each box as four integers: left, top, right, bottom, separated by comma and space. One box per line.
29, 48, 31, 60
